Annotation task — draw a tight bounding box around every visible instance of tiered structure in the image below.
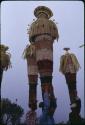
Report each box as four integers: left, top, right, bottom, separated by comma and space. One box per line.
24, 6, 59, 125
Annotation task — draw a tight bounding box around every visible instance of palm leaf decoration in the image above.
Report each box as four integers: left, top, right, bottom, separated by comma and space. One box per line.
22, 44, 36, 59
79, 44, 85, 48
0, 44, 11, 71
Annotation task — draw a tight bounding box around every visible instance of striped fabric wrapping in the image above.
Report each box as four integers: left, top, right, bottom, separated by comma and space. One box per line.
40, 76, 52, 84
35, 38, 53, 51
28, 75, 38, 84
27, 55, 37, 65
37, 60, 53, 77
40, 78, 54, 100
29, 90, 37, 105
40, 71, 52, 77
35, 34, 53, 42
27, 56, 38, 75
41, 83, 56, 116
39, 69, 53, 77
36, 48, 53, 62
28, 76, 37, 109
27, 65, 38, 75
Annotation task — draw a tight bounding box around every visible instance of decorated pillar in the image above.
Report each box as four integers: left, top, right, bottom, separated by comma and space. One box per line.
59, 48, 82, 124
24, 6, 59, 125
23, 43, 38, 125
28, 6, 59, 124
23, 43, 38, 111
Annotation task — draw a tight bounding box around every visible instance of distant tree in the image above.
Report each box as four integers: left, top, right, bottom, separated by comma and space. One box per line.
11, 103, 24, 125
1, 98, 24, 125
1, 98, 12, 125
0, 44, 11, 124
0, 44, 11, 88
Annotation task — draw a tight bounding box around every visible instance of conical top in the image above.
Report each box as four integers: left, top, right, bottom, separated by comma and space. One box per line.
34, 6, 53, 19
63, 47, 70, 51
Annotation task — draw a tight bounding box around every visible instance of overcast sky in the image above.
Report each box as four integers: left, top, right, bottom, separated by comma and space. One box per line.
1, 1, 84, 123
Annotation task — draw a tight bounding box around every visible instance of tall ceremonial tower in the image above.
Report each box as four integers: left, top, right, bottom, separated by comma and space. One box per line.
25, 6, 59, 125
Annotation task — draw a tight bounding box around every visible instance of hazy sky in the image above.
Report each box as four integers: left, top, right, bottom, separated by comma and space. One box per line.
1, 1, 84, 123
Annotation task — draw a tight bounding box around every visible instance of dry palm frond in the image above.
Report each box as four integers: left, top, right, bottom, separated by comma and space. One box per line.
22, 45, 30, 59
22, 44, 36, 59
0, 44, 9, 51
0, 44, 11, 71
79, 44, 85, 48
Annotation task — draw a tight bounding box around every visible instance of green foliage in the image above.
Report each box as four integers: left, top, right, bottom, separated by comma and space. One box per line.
1, 98, 24, 125
0, 44, 11, 71
11, 103, 24, 125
